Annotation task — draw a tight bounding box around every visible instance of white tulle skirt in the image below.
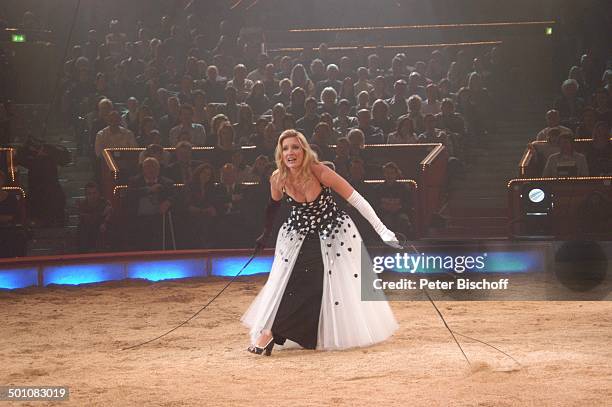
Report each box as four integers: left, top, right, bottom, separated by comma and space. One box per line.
241, 214, 399, 350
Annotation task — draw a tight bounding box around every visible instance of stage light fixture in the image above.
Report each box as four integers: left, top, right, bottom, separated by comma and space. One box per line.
521, 183, 553, 235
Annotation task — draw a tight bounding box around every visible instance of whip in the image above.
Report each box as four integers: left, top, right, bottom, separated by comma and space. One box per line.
121, 250, 259, 351
394, 233, 521, 367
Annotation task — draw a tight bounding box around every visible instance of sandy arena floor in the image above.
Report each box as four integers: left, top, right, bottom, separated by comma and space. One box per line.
1, 276, 611, 406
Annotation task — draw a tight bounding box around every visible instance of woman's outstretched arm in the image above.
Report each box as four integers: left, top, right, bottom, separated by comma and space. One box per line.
311, 163, 401, 247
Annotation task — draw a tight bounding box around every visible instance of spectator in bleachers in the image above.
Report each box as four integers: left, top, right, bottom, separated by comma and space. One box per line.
287, 87, 306, 120
230, 149, 254, 183
407, 72, 426, 99
427, 50, 446, 83
94, 110, 138, 158
193, 90, 208, 127
422, 83, 441, 115
435, 98, 466, 139
217, 163, 250, 247
226, 64, 253, 102
339, 56, 354, 81
319, 87, 338, 117
167, 141, 203, 184
214, 122, 237, 168
169, 104, 207, 146
126, 157, 176, 251
347, 128, 366, 159
386, 79, 408, 121
447, 49, 470, 91
575, 107, 599, 138
352, 109, 384, 144
553, 79, 585, 128
0, 169, 26, 257
333, 137, 351, 179
388, 116, 418, 144
282, 114, 296, 131
246, 155, 272, 183
467, 72, 493, 137
309, 59, 326, 84
186, 162, 220, 248
347, 157, 371, 197
404, 95, 425, 135
138, 143, 171, 168
136, 116, 158, 147
418, 114, 454, 156
247, 53, 269, 82
208, 113, 230, 147
370, 75, 390, 102
77, 181, 112, 253
296, 97, 320, 139
374, 162, 413, 239
159, 95, 180, 144
542, 133, 589, 177
318, 112, 341, 143
371, 99, 394, 136
333, 99, 358, 137
202, 65, 226, 103
272, 78, 292, 106
17, 139, 67, 227
290, 64, 315, 97
316, 64, 342, 97
91, 98, 114, 142
354, 90, 371, 115
592, 88, 611, 124
220, 86, 240, 123
123, 97, 140, 134
246, 81, 270, 117
263, 63, 280, 98
235, 104, 256, 145
535, 109, 573, 141
256, 122, 278, 160
311, 122, 335, 161
585, 121, 612, 176
354, 67, 374, 96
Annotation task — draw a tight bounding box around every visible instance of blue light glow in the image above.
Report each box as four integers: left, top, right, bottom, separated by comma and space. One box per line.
212, 256, 274, 277
0, 268, 38, 289
44, 263, 125, 286
127, 259, 205, 281
380, 251, 544, 274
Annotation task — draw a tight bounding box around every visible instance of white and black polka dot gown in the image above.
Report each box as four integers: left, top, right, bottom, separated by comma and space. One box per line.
242, 185, 399, 350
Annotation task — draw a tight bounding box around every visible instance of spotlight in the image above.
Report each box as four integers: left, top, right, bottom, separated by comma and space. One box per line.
521, 183, 553, 235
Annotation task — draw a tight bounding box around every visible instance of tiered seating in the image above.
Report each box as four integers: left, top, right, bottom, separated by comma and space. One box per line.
518, 138, 611, 177
100, 143, 448, 235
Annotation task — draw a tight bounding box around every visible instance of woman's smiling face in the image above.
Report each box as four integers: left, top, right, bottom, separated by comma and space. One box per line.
281, 136, 304, 169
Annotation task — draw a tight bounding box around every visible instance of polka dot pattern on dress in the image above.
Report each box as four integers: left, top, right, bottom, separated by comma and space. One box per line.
284, 186, 347, 240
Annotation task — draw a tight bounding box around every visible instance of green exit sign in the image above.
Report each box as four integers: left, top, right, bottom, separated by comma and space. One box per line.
545, 27, 553, 36
11, 34, 26, 43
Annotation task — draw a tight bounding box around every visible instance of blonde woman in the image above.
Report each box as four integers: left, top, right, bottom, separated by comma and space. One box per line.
242, 129, 400, 355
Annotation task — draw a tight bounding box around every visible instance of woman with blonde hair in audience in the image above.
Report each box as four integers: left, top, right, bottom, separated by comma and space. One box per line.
290, 64, 315, 97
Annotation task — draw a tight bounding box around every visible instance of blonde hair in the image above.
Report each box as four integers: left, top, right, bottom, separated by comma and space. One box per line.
274, 129, 320, 188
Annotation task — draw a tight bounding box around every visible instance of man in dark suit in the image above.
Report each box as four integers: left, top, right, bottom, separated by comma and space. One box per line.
125, 157, 176, 251
217, 163, 252, 247
166, 141, 203, 184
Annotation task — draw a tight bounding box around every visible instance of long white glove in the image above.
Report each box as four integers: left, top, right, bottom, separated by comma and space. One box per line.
347, 190, 403, 249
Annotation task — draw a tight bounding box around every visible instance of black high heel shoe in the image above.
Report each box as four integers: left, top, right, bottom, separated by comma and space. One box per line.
247, 338, 275, 356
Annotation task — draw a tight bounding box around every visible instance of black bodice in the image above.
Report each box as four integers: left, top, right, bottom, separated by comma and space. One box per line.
283, 186, 350, 240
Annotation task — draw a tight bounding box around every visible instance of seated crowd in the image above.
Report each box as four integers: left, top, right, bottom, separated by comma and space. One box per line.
530, 58, 612, 177
9, 8, 508, 253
